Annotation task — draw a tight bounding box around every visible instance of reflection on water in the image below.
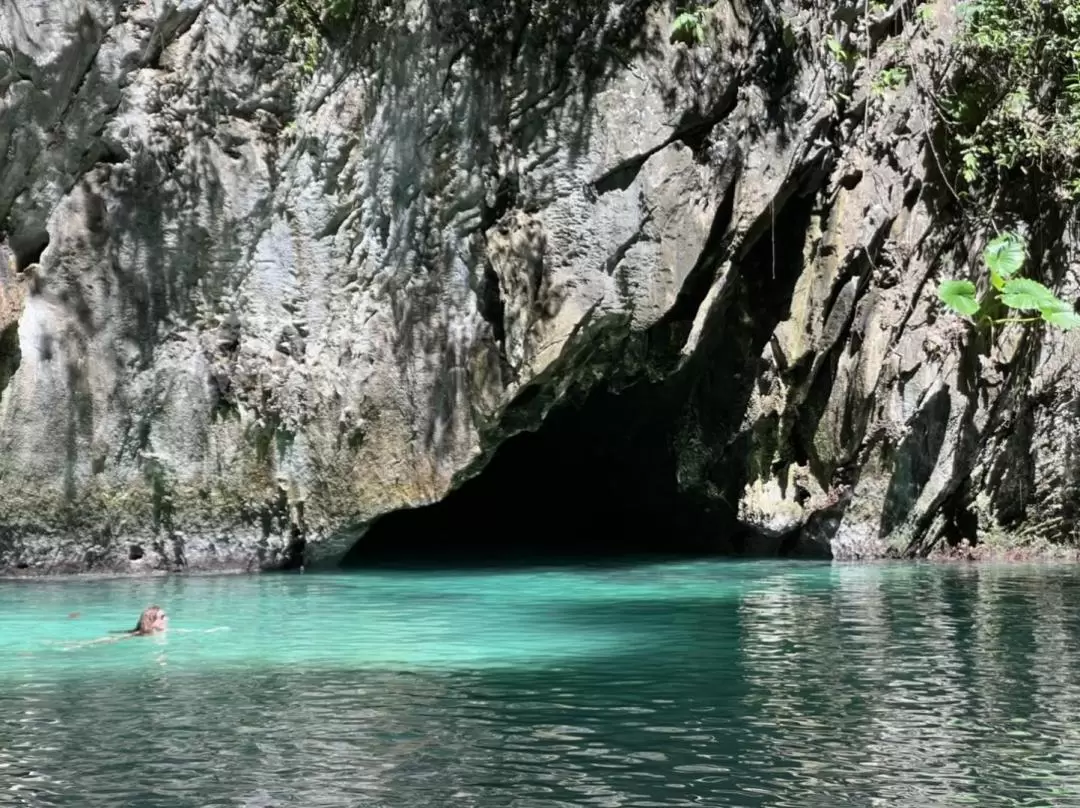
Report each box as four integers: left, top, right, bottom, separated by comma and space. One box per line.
4, 562, 1080, 806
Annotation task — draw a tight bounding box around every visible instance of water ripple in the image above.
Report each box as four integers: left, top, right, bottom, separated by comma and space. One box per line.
4, 563, 1080, 805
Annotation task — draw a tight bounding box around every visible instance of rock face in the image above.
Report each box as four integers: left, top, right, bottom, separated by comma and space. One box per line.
1, 0, 1078, 573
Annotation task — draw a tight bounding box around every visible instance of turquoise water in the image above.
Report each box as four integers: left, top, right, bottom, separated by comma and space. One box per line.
4, 560, 1080, 806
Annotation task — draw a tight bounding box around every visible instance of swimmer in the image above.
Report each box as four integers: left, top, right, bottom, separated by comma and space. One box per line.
54, 605, 169, 649
57, 607, 226, 651
132, 605, 168, 636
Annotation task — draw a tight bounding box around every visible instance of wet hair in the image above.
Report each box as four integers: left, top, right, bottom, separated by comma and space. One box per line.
134, 605, 166, 635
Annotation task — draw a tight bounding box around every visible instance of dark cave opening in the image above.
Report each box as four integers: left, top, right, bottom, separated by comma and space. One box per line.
10, 228, 50, 273
343, 381, 737, 568
344, 179, 826, 569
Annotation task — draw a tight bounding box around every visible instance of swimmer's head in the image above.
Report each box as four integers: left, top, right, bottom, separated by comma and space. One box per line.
134, 605, 168, 635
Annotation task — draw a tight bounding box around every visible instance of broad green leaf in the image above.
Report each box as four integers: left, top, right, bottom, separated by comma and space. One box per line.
671, 11, 703, 43
1040, 300, 1080, 330
1000, 277, 1058, 311
989, 269, 1005, 291
983, 232, 1026, 279
938, 279, 979, 317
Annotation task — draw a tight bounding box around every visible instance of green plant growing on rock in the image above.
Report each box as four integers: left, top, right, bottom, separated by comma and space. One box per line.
324, 0, 354, 23
670, 9, 705, 45
871, 66, 908, 96
938, 232, 1080, 330
947, 0, 1080, 199
284, 0, 354, 27
281, 0, 356, 74
825, 36, 858, 67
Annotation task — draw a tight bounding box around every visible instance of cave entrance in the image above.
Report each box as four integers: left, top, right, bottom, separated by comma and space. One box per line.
342, 380, 737, 568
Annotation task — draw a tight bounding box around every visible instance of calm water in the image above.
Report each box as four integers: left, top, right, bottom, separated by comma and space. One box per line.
4, 560, 1080, 807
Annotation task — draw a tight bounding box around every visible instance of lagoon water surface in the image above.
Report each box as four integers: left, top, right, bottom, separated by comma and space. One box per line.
4, 560, 1080, 806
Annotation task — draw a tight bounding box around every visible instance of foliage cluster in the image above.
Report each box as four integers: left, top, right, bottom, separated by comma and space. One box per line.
871, 65, 908, 96
825, 35, 858, 67
670, 8, 706, 45
947, 0, 1080, 199
282, 0, 356, 74
934, 3, 1080, 334
938, 232, 1080, 330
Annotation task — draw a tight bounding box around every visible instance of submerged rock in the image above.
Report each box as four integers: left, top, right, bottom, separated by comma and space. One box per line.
1, 0, 1078, 573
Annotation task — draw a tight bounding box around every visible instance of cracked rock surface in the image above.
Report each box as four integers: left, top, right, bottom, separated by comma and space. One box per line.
1, 0, 1079, 573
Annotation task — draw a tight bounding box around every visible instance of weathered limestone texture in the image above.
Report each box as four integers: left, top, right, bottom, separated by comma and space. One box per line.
1, 0, 1078, 573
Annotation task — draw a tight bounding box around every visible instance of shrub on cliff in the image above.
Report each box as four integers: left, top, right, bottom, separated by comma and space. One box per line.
948, 0, 1080, 201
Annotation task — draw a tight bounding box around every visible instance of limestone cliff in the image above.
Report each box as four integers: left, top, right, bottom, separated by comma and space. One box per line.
1, 0, 1077, 573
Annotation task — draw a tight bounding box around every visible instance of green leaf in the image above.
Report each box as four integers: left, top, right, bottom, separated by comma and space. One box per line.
671, 11, 703, 44
1000, 277, 1059, 311
825, 37, 856, 63
983, 232, 1026, 279
938, 279, 980, 317
1040, 300, 1080, 330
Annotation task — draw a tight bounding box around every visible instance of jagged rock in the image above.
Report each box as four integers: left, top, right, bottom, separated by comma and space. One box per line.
1, 0, 1078, 573
0, 242, 24, 400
